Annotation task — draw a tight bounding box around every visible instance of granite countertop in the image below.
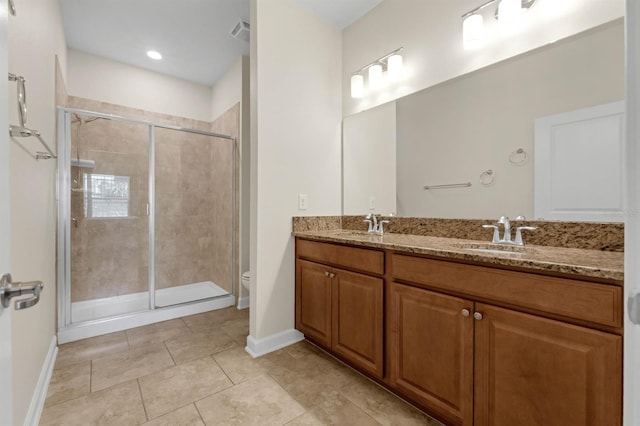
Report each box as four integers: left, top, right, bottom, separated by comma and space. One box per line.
293, 229, 624, 283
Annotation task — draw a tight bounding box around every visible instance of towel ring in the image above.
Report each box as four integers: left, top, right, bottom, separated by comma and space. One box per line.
480, 169, 495, 186
509, 148, 528, 166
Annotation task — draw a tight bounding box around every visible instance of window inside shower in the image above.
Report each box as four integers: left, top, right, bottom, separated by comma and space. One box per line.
57, 108, 237, 330
83, 174, 131, 218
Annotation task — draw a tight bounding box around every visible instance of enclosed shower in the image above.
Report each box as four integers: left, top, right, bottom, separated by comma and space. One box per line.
57, 107, 237, 343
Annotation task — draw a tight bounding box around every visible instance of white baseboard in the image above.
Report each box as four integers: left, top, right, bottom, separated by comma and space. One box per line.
237, 296, 250, 310
25, 335, 58, 426
245, 328, 304, 358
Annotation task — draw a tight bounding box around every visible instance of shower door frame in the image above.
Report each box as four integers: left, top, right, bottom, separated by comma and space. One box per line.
56, 107, 237, 343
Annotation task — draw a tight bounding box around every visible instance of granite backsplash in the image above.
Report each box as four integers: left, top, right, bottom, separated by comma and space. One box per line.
292, 216, 623, 252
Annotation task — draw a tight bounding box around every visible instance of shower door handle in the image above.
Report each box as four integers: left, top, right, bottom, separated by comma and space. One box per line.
0, 273, 43, 310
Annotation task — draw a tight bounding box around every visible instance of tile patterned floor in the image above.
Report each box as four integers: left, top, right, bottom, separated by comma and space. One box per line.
41, 307, 443, 425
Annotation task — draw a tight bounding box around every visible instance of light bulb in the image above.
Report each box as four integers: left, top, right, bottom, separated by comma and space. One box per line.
387, 54, 404, 81
351, 74, 364, 98
368, 64, 383, 90
498, 0, 523, 31
463, 14, 484, 50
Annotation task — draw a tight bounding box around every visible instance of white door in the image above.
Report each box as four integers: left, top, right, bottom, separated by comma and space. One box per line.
626, 1, 640, 424
0, 0, 13, 424
534, 101, 625, 222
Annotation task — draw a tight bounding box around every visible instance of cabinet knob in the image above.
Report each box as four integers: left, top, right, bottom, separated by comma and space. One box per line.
324, 271, 330, 277
473, 312, 483, 321
329, 273, 336, 278
461, 309, 470, 317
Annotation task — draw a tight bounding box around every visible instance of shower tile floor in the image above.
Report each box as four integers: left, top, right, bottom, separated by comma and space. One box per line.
40, 306, 443, 425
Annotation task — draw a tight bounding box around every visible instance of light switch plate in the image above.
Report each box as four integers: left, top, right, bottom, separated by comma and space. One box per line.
298, 194, 308, 210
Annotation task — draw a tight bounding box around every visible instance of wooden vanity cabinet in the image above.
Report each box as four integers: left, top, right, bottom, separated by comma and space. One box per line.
388, 282, 474, 426
473, 303, 622, 426
295, 240, 384, 378
389, 254, 622, 426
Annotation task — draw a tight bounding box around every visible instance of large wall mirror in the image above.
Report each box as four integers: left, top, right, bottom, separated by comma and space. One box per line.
343, 19, 624, 221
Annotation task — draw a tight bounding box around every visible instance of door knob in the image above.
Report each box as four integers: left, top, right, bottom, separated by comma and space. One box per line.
1, 273, 43, 310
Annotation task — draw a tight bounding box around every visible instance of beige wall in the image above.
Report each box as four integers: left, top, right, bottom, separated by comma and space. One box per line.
67, 49, 213, 122
342, 0, 624, 116
8, 0, 67, 423
250, 0, 342, 342
395, 21, 624, 219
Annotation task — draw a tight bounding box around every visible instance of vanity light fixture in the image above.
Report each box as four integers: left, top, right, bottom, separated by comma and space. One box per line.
350, 47, 404, 98
462, 14, 484, 50
368, 64, 384, 90
351, 74, 364, 98
147, 50, 162, 60
461, 0, 536, 49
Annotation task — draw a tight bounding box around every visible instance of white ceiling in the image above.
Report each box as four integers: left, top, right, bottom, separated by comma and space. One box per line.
60, 0, 383, 87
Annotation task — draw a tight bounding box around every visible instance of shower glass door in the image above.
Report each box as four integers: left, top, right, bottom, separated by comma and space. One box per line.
68, 113, 150, 323
153, 127, 234, 307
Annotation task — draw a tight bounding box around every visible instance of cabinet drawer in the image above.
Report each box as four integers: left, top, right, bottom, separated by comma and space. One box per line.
391, 254, 622, 328
297, 239, 384, 275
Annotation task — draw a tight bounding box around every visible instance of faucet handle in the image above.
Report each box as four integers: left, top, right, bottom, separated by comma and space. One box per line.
515, 215, 526, 221
377, 220, 390, 235
514, 226, 537, 246
482, 224, 500, 244
363, 219, 374, 233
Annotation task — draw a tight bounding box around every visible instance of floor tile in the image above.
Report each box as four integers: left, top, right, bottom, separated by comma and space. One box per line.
142, 404, 204, 426
286, 392, 380, 426
220, 318, 249, 345
182, 307, 247, 333
340, 377, 443, 426
165, 329, 237, 364
126, 318, 191, 347
56, 331, 129, 369
212, 346, 273, 384
196, 374, 305, 425
44, 361, 91, 408
139, 356, 233, 419
40, 380, 147, 426
91, 343, 175, 392
267, 351, 360, 409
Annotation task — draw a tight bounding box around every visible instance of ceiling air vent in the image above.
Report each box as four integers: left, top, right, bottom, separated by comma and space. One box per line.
230, 19, 250, 42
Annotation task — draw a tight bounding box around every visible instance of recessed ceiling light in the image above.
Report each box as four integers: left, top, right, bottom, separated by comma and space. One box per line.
147, 50, 162, 60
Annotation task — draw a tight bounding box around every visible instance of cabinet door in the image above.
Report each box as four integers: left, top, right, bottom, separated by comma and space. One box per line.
474, 303, 622, 426
388, 282, 474, 426
296, 259, 332, 348
332, 268, 384, 378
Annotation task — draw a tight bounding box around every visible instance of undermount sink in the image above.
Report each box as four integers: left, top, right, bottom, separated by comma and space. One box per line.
454, 242, 539, 256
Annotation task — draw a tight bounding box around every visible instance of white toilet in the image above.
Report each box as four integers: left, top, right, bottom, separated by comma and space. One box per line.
238, 271, 250, 309
241, 271, 251, 292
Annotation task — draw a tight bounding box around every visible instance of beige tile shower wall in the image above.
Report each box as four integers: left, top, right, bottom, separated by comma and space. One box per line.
68, 100, 150, 302
67, 96, 237, 300
155, 129, 221, 290
210, 104, 240, 294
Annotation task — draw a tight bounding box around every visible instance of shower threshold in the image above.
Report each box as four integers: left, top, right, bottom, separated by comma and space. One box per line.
71, 281, 230, 323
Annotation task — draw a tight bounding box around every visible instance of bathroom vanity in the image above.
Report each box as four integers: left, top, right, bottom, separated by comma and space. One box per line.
293, 226, 623, 426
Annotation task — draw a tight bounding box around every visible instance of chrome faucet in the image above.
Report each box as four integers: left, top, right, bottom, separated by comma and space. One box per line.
498, 216, 512, 242
483, 215, 536, 246
364, 213, 389, 235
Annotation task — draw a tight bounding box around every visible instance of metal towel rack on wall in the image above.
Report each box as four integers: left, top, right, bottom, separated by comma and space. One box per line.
8, 72, 56, 160
424, 182, 472, 190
